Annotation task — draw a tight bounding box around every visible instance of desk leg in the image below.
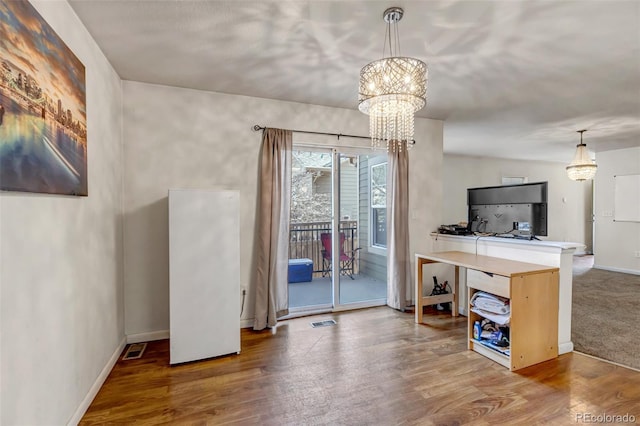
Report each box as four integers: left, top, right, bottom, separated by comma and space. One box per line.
453, 265, 459, 317
415, 258, 423, 324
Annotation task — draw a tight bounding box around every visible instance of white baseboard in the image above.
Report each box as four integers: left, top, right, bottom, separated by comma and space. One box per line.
558, 341, 574, 355
67, 337, 126, 426
593, 264, 640, 276
126, 330, 169, 344
574, 351, 640, 372
126, 324, 254, 341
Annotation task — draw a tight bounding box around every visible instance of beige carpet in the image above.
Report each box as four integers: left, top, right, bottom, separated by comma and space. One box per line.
571, 255, 640, 370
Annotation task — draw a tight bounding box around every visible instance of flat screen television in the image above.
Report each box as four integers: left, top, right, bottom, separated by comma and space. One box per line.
467, 182, 548, 238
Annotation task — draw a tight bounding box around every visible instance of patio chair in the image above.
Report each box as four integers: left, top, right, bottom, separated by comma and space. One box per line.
320, 232, 360, 280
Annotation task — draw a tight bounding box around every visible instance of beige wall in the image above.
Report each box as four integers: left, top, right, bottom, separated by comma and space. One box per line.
0, 1, 124, 424
442, 154, 592, 250
122, 80, 443, 334
593, 147, 640, 273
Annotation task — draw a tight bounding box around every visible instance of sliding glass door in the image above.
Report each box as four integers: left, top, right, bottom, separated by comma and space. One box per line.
337, 152, 387, 307
287, 147, 387, 313
288, 148, 334, 310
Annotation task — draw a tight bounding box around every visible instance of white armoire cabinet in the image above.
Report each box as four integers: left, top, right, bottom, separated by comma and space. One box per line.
168, 189, 240, 364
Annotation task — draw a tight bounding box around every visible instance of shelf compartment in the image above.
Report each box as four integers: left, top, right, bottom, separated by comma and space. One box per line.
475, 338, 510, 355
469, 339, 510, 369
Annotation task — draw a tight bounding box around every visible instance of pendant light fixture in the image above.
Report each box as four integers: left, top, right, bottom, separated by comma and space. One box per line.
358, 7, 427, 152
566, 130, 597, 181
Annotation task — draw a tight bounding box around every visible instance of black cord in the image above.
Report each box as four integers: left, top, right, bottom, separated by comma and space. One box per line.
240, 289, 246, 317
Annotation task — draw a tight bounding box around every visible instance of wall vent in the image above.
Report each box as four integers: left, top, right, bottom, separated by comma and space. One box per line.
310, 319, 337, 328
122, 343, 147, 360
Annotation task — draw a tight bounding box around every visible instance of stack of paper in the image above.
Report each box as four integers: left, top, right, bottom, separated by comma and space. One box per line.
470, 292, 510, 314
471, 291, 510, 325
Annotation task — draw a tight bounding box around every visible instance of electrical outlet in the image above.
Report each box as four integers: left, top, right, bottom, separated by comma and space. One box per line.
634, 251, 640, 258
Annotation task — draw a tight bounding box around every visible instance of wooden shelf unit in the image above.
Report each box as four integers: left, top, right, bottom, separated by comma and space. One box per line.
415, 251, 559, 371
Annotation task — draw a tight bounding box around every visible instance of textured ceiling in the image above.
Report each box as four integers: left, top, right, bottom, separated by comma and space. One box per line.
68, 0, 640, 162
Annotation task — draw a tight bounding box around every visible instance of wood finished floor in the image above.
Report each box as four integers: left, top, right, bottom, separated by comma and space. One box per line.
81, 307, 640, 425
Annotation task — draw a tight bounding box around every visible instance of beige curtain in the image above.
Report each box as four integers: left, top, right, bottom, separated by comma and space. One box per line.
253, 128, 292, 330
387, 142, 410, 311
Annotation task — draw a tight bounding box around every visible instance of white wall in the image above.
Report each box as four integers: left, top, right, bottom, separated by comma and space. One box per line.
0, 1, 124, 424
122, 80, 443, 335
594, 147, 640, 274
442, 154, 592, 251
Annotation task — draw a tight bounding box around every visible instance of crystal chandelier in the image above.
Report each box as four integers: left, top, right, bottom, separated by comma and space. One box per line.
358, 7, 427, 152
566, 130, 597, 181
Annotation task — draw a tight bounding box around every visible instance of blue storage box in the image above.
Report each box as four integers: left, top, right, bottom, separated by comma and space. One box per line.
288, 258, 313, 283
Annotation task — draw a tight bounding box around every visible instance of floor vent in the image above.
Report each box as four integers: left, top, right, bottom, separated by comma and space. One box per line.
311, 319, 337, 328
122, 343, 147, 360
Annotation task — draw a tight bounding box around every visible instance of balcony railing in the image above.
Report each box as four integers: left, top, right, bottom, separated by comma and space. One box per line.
289, 220, 358, 276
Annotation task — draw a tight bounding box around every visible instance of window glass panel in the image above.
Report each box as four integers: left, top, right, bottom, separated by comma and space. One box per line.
371, 163, 386, 207
373, 208, 387, 247
371, 163, 387, 248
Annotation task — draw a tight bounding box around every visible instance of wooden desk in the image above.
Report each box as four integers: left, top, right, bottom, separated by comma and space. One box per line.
415, 251, 560, 370
429, 234, 581, 355
414, 253, 461, 324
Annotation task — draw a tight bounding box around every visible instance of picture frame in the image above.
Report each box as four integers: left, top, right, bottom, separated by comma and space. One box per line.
0, 0, 87, 196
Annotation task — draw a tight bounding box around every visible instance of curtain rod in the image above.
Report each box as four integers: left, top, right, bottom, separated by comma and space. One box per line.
252, 125, 415, 145
253, 125, 369, 140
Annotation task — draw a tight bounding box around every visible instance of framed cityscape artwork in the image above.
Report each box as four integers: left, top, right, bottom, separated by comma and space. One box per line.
0, 0, 87, 196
